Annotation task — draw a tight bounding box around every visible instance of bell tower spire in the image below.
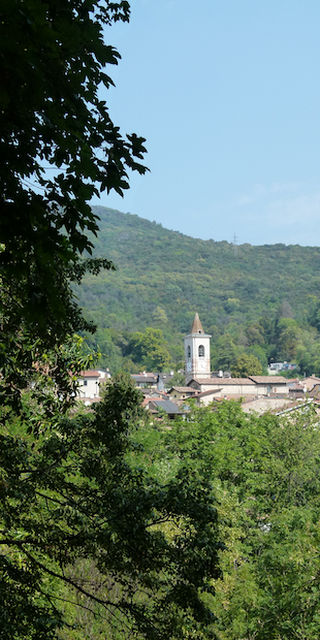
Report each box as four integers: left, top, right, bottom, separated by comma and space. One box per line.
190, 312, 204, 334
184, 313, 211, 382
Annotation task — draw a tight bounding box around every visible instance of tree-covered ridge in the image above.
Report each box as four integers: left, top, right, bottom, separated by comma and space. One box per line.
77, 206, 320, 375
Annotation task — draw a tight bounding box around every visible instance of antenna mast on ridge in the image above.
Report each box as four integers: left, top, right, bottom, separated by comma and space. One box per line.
233, 232, 238, 256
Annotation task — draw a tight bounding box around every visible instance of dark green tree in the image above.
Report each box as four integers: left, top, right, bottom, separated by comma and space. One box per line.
0, 2, 221, 638
1, 375, 221, 640
245, 322, 266, 347
296, 329, 320, 376
149, 400, 320, 640
276, 318, 300, 361
0, 0, 148, 333
231, 353, 263, 378
211, 334, 241, 371
127, 327, 172, 372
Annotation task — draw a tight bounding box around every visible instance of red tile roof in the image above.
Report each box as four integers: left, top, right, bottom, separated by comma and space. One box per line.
80, 370, 101, 378
197, 388, 223, 397
302, 376, 320, 390
190, 377, 256, 386
169, 386, 199, 393
249, 376, 289, 384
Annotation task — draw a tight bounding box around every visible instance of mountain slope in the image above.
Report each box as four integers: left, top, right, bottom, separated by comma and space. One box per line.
76, 206, 320, 372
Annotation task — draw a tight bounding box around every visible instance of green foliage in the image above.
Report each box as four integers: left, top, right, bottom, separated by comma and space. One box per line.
211, 334, 242, 371
0, 2, 222, 638
0, 376, 221, 639
126, 327, 172, 372
276, 317, 300, 361
231, 353, 263, 377
296, 329, 320, 376
245, 322, 266, 346
247, 344, 268, 372
153, 306, 168, 324
138, 400, 320, 639
223, 298, 240, 314
0, 0, 147, 332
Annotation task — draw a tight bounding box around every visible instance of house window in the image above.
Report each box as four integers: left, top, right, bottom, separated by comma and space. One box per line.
198, 345, 205, 357
187, 346, 191, 358
84, 380, 87, 386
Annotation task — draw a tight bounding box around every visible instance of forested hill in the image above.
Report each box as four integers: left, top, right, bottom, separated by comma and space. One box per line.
77, 206, 320, 375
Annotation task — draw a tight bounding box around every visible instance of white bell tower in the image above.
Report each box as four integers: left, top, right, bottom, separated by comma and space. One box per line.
184, 313, 211, 382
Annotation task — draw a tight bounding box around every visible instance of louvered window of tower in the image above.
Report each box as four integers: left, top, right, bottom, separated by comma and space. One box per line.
187, 346, 191, 358
199, 345, 205, 357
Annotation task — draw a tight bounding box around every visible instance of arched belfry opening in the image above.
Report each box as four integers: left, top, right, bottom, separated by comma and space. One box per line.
199, 345, 205, 357
184, 313, 211, 382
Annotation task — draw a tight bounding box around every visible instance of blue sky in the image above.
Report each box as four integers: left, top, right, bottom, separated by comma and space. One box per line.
91, 0, 320, 246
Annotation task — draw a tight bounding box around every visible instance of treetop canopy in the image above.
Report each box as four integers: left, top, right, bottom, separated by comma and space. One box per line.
0, 0, 148, 329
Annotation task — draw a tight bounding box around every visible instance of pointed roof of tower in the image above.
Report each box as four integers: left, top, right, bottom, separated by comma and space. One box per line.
191, 313, 204, 334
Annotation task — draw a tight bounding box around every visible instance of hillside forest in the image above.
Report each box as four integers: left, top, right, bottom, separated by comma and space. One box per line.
77, 207, 320, 376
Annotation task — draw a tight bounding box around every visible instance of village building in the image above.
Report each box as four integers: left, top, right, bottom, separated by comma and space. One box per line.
194, 388, 224, 406
247, 376, 290, 395
168, 386, 199, 401
241, 396, 293, 415
78, 370, 100, 399
145, 398, 187, 420
268, 361, 297, 374
184, 313, 211, 382
187, 376, 256, 396
186, 374, 291, 397
77, 314, 306, 415
157, 371, 175, 387
183, 314, 293, 404
301, 374, 320, 391
131, 373, 158, 389
77, 369, 111, 402
288, 380, 307, 398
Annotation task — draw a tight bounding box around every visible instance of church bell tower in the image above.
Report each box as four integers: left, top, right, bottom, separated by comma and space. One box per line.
184, 313, 211, 382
